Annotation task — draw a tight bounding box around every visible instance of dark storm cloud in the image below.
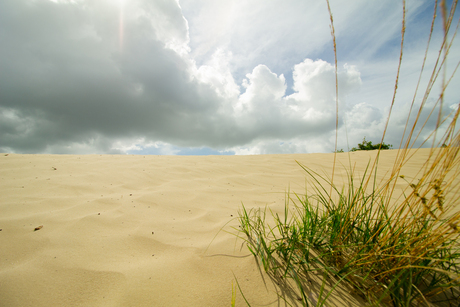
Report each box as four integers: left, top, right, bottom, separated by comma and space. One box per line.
0, 0, 230, 152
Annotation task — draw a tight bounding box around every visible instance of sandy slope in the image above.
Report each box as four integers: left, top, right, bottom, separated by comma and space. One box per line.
0, 149, 448, 306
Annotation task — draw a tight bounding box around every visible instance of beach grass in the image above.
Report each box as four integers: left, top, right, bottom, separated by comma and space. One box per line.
234, 0, 460, 305
237, 148, 460, 305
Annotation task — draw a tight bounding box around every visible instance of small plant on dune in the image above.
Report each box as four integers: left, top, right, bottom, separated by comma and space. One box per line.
234, 0, 460, 306
350, 137, 393, 152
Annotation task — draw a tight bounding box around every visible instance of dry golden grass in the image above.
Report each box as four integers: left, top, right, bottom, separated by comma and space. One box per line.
235, 1, 460, 306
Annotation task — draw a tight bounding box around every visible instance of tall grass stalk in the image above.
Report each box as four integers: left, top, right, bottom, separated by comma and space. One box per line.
235, 0, 460, 306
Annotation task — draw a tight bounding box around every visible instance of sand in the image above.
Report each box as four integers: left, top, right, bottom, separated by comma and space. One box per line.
0, 149, 449, 306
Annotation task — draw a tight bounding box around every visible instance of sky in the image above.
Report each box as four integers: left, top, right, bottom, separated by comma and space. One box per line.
0, 0, 459, 155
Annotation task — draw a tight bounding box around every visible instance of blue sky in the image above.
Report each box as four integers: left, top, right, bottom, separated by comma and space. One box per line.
0, 0, 458, 155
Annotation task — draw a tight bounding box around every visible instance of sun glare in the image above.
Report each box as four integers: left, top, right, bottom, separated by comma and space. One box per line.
118, 0, 124, 52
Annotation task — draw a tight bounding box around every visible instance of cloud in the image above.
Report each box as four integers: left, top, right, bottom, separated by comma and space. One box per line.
193, 49, 240, 99
0, 0, 458, 154
227, 60, 362, 153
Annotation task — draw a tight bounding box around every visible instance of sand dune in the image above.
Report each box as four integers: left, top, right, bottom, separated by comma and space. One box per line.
0, 149, 447, 306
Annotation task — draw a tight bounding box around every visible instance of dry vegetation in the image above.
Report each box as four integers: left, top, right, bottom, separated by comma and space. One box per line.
234, 0, 460, 306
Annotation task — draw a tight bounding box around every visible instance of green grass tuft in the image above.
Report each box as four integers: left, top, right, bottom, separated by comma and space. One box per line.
237, 154, 460, 305
232, 0, 460, 305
